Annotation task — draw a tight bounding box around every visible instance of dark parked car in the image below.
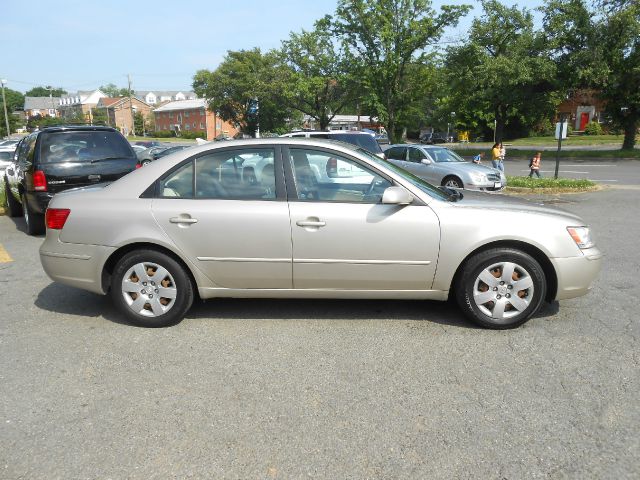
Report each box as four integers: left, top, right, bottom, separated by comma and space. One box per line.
280, 131, 384, 157
135, 140, 162, 148
3, 126, 138, 235
420, 132, 449, 144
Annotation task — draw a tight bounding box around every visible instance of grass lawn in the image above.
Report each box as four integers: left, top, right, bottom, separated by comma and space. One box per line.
0, 181, 5, 215
507, 176, 598, 193
452, 146, 640, 159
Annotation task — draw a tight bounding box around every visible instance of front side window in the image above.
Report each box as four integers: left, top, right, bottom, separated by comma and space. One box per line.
289, 148, 391, 203
195, 148, 276, 200
408, 147, 426, 163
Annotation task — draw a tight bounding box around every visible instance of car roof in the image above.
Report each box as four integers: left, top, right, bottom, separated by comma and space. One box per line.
37, 125, 119, 134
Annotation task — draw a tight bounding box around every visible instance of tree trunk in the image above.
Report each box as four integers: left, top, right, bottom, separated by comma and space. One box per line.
494, 105, 507, 143
622, 118, 637, 150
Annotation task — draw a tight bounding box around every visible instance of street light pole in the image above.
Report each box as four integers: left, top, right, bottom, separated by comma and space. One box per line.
1, 79, 11, 138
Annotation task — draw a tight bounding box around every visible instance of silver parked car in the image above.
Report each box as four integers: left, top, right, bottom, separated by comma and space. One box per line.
39, 138, 601, 329
385, 144, 506, 191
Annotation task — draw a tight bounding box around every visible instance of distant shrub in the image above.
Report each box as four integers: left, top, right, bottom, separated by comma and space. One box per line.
584, 121, 603, 136
530, 119, 554, 137
179, 131, 202, 139
153, 130, 175, 138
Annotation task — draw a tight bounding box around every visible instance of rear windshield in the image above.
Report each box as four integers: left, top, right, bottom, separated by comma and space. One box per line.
39, 131, 135, 164
329, 133, 383, 154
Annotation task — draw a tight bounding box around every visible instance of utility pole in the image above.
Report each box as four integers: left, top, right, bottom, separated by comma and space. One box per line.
1, 79, 10, 138
128, 74, 135, 136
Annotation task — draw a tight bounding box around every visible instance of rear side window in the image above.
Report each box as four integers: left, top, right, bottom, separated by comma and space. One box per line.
385, 146, 406, 160
330, 133, 382, 154
39, 131, 135, 164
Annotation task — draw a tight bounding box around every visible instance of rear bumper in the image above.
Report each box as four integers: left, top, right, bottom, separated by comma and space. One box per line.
552, 249, 603, 300
40, 231, 115, 295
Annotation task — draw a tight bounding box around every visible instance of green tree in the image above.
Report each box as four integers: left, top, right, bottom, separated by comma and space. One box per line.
100, 83, 129, 97
133, 111, 145, 135
193, 48, 293, 136
275, 18, 355, 130
1, 87, 25, 136
542, 0, 640, 149
91, 107, 108, 126
444, 0, 556, 142
25, 86, 67, 97
331, 0, 471, 143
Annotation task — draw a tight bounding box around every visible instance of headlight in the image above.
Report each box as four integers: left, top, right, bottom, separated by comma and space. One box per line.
567, 226, 595, 249
469, 172, 487, 183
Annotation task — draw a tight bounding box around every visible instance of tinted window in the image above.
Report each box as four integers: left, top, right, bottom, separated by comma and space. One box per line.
408, 147, 425, 163
289, 148, 390, 203
0, 151, 12, 161
39, 131, 135, 164
330, 133, 382, 154
385, 146, 406, 160
195, 148, 276, 200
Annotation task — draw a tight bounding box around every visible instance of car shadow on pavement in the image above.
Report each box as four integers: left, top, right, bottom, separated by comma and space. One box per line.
35, 283, 559, 330
35, 282, 131, 326
187, 298, 480, 330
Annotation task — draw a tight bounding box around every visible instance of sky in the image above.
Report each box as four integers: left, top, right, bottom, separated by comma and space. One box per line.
2, 0, 543, 96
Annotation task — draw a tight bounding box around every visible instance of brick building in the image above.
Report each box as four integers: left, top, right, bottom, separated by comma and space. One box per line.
153, 99, 238, 140
557, 89, 607, 131
96, 97, 154, 136
24, 96, 61, 118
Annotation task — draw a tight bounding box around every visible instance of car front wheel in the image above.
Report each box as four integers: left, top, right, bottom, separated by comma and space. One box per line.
443, 176, 463, 189
111, 250, 194, 327
455, 248, 547, 329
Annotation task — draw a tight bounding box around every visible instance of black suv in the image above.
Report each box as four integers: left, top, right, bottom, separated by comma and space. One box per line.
3, 126, 138, 235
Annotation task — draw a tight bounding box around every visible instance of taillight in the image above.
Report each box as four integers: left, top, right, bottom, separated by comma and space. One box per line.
135, 163, 142, 169
46, 208, 70, 230
33, 170, 47, 191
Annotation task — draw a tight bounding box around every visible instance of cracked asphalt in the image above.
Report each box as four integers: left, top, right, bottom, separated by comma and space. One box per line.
0, 186, 638, 479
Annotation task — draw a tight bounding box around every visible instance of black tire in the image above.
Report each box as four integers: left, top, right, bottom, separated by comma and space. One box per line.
455, 248, 546, 329
442, 176, 463, 189
3, 180, 23, 217
22, 193, 45, 235
110, 249, 194, 327
141, 159, 151, 166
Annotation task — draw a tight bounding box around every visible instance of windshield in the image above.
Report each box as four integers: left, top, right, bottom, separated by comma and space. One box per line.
427, 147, 466, 163
39, 131, 135, 164
355, 147, 451, 200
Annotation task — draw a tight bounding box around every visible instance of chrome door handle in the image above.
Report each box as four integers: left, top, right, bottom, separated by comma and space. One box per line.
296, 220, 326, 227
170, 216, 198, 224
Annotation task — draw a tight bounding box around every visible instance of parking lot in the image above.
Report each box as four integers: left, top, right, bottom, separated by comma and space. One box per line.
0, 170, 638, 478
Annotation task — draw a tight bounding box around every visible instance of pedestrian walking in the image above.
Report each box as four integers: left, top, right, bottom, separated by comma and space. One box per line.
491, 142, 504, 172
529, 151, 542, 178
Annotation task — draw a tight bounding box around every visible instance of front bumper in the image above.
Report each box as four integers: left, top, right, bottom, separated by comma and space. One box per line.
552, 248, 603, 300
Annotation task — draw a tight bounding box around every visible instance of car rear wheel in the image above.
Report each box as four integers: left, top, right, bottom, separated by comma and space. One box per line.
455, 248, 546, 329
3, 180, 22, 217
22, 193, 45, 235
443, 176, 463, 189
111, 250, 194, 327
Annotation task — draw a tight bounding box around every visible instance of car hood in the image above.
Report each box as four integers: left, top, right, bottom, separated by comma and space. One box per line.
452, 190, 584, 223
436, 161, 500, 175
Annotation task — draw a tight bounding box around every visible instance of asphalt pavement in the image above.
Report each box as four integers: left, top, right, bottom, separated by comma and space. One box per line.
0, 183, 638, 478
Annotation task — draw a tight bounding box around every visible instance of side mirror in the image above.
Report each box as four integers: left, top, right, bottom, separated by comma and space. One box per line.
382, 186, 413, 205
421, 158, 432, 165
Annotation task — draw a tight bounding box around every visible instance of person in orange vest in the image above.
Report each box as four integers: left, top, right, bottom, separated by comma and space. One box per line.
529, 151, 542, 178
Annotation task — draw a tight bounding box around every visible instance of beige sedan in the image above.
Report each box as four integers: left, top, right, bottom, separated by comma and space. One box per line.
39, 138, 602, 329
